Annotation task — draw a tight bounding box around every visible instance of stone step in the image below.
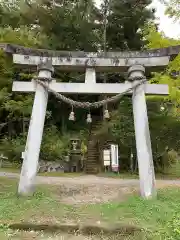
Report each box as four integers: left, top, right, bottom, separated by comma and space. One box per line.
87, 150, 98, 153
87, 156, 97, 158
86, 167, 98, 169
88, 142, 97, 145
86, 166, 97, 169
86, 166, 98, 170
86, 161, 97, 163
87, 148, 97, 150
86, 167, 98, 170
87, 147, 97, 150
87, 143, 98, 146
86, 162, 97, 165
87, 152, 98, 155
87, 152, 97, 154
85, 122, 101, 174
85, 163, 97, 166
87, 150, 98, 154
86, 162, 97, 164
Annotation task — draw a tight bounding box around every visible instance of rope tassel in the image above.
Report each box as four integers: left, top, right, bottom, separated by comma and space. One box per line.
86, 113, 92, 123
104, 109, 110, 119
69, 107, 75, 121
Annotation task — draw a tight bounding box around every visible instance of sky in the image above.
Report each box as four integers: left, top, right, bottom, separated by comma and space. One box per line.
95, 0, 180, 39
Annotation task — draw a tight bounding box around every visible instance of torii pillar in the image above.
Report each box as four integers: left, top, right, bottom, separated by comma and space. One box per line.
18, 60, 54, 196
128, 65, 156, 198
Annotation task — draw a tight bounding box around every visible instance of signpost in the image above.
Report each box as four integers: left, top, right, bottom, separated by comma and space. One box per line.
103, 149, 111, 167
111, 144, 119, 172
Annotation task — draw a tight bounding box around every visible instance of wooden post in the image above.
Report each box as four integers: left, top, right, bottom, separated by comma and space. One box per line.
18, 60, 54, 196
128, 65, 156, 198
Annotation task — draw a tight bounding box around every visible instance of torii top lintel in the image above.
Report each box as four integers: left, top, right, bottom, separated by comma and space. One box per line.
1, 43, 180, 72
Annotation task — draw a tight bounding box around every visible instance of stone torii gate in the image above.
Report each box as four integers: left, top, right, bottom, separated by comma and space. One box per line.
2, 44, 179, 199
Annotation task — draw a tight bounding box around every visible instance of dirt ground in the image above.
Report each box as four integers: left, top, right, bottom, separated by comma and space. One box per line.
3, 230, 139, 240
2, 231, 98, 240
1, 172, 180, 205
52, 183, 138, 204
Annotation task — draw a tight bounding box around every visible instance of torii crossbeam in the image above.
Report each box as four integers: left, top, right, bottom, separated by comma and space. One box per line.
3, 44, 178, 199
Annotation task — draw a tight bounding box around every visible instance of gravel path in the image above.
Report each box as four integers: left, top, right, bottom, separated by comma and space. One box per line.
1, 171, 180, 186
1, 171, 180, 204
7, 231, 134, 240
0, 172, 140, 185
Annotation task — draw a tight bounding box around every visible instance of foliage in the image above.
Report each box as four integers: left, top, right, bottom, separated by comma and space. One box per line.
40, 125, 71, 161
18, 0, 100, 51
0, 125, 71, 162
0, 0, 21, 28
143, 23, 180, 111
97, 96, 180, 173
143, 22, 180, 48
144, 24, 180, 171
109, 99, 134, 146
148, 99, 180, 173
0, 23, 49, 161
165, 0, 180, 23
163, 150, 180, 176
0, 26, 47, 47
4, 97, 33, 118
81, 141, 87, 156
0, 135, 25, 162
96, 23, 180, 172
105, 0, 155, 50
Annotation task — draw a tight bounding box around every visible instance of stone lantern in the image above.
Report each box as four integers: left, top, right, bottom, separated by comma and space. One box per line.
69, 138, 81, 172
70, 138, 81, 153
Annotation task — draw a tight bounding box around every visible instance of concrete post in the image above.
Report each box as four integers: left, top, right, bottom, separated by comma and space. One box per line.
18, 60, 54, 196
128, 65, 156, 198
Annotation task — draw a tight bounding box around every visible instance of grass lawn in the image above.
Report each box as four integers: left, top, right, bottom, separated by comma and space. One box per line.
0, 167, 84, 177
0, 168, 20, 173
0, 177, 80, 225
0, 177, 180, 239
85, 189, 180, 239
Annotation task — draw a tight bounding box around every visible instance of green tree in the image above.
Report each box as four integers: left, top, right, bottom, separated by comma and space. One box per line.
104, 0, 155, 50
143, 23, 180, 114
18, 0, 100, 51
95, 23, 180, 172
0, 0, 21, 28
0, 26, 49, 160
165, 0, 180, 22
